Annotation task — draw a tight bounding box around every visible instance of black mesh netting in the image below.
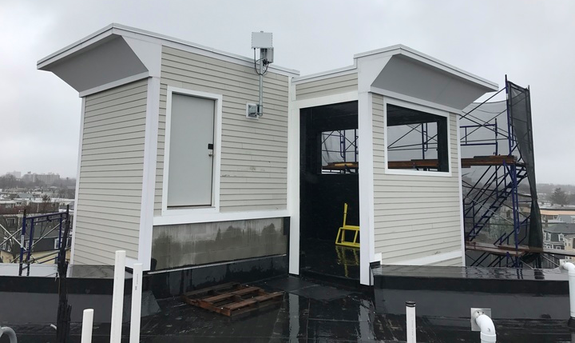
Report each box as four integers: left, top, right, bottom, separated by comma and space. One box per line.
507, 81, 543, 251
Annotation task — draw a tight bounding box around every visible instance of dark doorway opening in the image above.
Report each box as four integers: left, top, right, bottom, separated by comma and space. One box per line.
300, 101, 360, 282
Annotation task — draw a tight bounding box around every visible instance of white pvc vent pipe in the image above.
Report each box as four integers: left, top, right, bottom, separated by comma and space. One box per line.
405, 301, 416, 343
130, 263, 143, 343
473, 310, 496, 343
0, 327, 17, 343
81, 309, 94, 343
562, 262, 575, 319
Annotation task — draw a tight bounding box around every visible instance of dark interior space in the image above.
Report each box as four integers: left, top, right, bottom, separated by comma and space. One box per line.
299, 101, 360, 281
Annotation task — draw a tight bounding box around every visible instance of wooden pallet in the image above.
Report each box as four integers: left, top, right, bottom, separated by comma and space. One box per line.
181, 282, 284, 317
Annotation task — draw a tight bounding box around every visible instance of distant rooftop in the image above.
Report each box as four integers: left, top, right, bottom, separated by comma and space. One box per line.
543, 222, 575, 234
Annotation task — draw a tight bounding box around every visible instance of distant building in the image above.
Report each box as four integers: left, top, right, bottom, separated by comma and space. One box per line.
562, 234, 575, 262
36, 173, 60, 185
541, 208, 575, 225
543, 222, 575, 250
21, 172, 61, 185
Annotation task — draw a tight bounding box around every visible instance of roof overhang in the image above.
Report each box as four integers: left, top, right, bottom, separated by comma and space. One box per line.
356, 45, 498, 111
38, 24, 161, 96
38, 24, 299, 97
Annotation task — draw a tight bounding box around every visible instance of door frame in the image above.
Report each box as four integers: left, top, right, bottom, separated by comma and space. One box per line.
288, 90, 377, 285
161, 86, 222, 217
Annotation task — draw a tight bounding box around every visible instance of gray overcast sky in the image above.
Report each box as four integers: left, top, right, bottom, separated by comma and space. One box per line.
1, 0, 574, 183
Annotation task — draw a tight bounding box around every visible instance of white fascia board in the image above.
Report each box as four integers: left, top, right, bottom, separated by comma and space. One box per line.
37, 24, 116, 69
292, 64, 357, 84
355, 44, 498, 91
292, 91, 358, 110
370, 86, 464, 115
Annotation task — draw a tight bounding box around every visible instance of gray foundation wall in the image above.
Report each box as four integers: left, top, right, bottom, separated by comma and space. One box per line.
152, 218, 287, 270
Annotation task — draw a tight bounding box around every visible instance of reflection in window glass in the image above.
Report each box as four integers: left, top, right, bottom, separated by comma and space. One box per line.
321, 129, 358, 174
386, 104, 449, 172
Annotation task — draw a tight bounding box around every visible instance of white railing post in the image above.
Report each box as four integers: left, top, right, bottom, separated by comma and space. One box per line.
129, 263, 143, 343
110, 250, 126, 343
405, 301, 416, 343
562, 262, 575, 325
81, 309, 94, 343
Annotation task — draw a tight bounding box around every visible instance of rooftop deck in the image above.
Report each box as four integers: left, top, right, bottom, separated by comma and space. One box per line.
4, 275, 574, 342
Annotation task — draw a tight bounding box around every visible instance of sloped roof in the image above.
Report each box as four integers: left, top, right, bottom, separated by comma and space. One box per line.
543, 223, 575, 234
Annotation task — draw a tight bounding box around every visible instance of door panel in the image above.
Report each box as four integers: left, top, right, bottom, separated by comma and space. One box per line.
168, 94, 215, 207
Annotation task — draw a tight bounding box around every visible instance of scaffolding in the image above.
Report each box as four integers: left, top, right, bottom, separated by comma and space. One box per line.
321, 129, 359, 174
15, 208, 71, 276
461, 77, 542, 268
314, 79, 543, 268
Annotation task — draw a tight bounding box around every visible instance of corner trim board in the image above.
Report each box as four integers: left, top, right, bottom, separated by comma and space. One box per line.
138, 76, 160, 271
287, 76, 300, 275
358, 91, 375, 286
70, 97, 85, 264
457, 117, 466, 265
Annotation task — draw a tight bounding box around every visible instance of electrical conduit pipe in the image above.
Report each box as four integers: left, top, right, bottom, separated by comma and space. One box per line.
473, 310, 496, 343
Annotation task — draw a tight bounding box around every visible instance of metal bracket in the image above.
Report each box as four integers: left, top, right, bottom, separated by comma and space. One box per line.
470, 307, 491, 331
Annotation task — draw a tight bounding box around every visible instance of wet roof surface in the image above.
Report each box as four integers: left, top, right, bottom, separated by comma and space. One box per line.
7, 276, 575, 342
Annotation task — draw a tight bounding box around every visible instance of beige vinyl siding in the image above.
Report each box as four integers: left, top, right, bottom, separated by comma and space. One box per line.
154, 46, 289, 215
295, 72, 357, 100
372, 93, 463, 265
74, 80, 147, 265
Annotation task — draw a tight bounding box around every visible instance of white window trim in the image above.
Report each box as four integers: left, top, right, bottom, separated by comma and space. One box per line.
383, 97, 452, 177
161, 86, 222, 217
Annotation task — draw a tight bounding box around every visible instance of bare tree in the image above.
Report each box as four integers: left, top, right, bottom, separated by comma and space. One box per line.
550, 187, 568, 206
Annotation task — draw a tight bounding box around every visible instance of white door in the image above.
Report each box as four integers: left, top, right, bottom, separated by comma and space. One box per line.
167, 93, 215, 207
